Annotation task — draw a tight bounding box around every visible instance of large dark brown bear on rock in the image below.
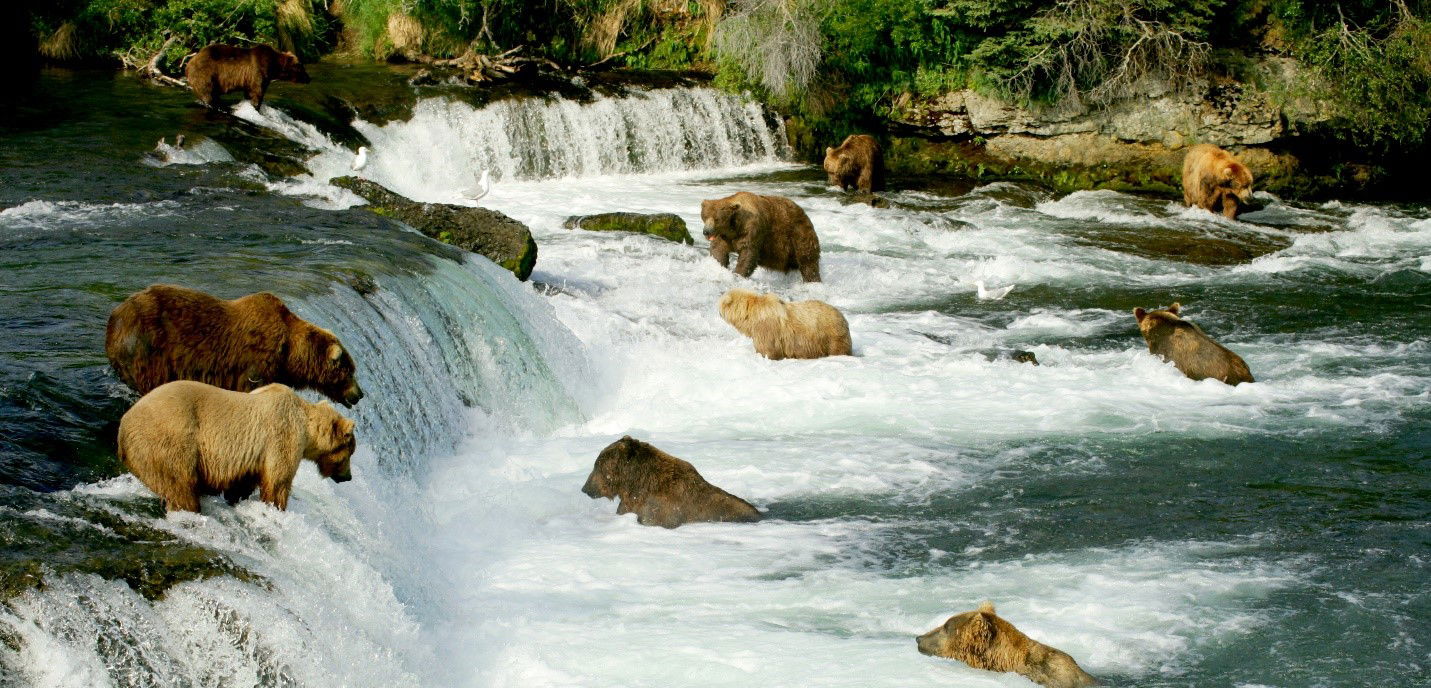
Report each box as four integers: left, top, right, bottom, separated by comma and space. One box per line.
118, 381, 355, 513
824, 134, 884, 193
581, 436, 762, 528
1182, 144, 1253, 219
1134, 302, 1254, 385
701, 192, 821, 282
185, 44, 311, 109
917, 601, 1098, 688
106, 285, 365, 406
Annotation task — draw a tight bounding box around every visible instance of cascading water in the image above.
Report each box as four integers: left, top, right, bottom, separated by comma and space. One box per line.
2, 68, 1428, 688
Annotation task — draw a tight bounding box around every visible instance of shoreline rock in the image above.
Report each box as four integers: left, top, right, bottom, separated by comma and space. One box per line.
331, 176, 538, 280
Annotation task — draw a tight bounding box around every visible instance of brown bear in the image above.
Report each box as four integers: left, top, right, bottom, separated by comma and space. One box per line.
701, 192, 821, 282
1133, 302, 1254, 385
581, 436, 762, 529
823, 134, 884, 193
106, 284, 365, 406
917, 601, 1098, 688
1182, 144, 1253, 219
117, 381, 355, 513
718, 288, 852, 360
184, 44, 311, 109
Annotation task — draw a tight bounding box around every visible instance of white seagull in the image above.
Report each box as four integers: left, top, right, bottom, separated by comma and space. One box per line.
351, 146, 369, 172
463, 169, 492, 203
975, 280, 1015, 300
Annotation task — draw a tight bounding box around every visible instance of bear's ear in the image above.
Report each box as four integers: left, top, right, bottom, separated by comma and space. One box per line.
1133, 307, 1147, 322
825, 146, 833, 155
1167, 302, 1181, 315
976, 600, 995, 614
328, 343, 344, 361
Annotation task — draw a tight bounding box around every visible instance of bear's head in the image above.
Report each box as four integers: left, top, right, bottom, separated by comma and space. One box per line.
822, 145, 855, 180
297, 325, 364, 407
718, 289, 782, 331
700, 199, 742, 241
1215, 161, 1254, 218
917, 601, 1005, 664
305, 401, 356, 483
276, 51, 311, 84
1133, 302, 1185, 341
582, 436, 646, 499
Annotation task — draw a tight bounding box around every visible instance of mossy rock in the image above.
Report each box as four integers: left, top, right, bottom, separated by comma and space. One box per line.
562, 212, 693, 244
331, 176, 538, 280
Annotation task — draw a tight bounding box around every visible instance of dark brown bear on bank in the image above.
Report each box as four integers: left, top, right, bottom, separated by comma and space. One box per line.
1182, 144, 1253, 219
701, 191, 822, 282
581, 436, 762, 528
106, 284, 365, 406
917, 601, 1098, 688
185, 44, 311, 108
1133, 302, 1254, 385
824, 134, 884, 193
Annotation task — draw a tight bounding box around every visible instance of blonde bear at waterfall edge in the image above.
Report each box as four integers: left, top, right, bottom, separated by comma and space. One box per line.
117, 380, 356, 513
718, 288, 852, 360
917, 601, 1099, 688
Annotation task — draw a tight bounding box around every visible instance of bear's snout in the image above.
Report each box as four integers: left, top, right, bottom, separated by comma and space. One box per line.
702, 223, 717, 239
341, 383, 364, 407
581, 475, 600, 497
332, 470, 352, 483
916, 629, 940, 656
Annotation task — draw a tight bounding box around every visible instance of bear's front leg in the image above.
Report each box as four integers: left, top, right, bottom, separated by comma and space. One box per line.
733, 241, 759, 277
709, 238, 732, 268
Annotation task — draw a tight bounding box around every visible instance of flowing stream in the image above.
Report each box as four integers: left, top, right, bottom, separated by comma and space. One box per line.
0, 68, 1426, 687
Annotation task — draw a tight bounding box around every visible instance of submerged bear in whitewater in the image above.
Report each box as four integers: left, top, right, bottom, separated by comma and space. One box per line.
118, 381, 355, 513
106, 284, 364, 406
917, 601, 1098, 688
581, 436, 761, 528
1133, 302, 1253, 385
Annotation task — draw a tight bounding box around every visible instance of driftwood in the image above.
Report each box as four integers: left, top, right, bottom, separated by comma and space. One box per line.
123, 33, 188, 88
411, 45, 560, 83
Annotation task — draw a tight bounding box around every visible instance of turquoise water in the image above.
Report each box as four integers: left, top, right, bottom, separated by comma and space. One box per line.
1, 68, 1427, 687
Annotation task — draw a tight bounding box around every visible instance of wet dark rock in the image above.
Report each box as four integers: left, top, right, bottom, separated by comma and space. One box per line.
1075, 225, 1291, 266
563, 212, 692, 244
839, 192, 890, 208
1013, 350, 1039, 365
332, 176, 538, 280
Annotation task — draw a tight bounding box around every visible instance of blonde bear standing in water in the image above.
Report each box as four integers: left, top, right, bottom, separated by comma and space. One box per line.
917, 601, 1098, 688
718, 288, 852, 360
117, 380, 356, 513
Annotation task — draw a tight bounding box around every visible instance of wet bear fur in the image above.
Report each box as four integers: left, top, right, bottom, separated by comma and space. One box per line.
106, 284, 364, 406
1182, 144, 1254, 219
185, 44, 311, 108
917, 601, 1098, 688
117, 381, 356, 513
823, 134, 884, 193
1133, 302, 1254, 385
581, 436, 762, 528
701, 191, 822, 282
718, 288, 852, 360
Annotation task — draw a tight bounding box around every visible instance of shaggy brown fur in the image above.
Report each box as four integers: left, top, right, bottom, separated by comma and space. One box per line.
718, 288, 852, 360
1182, 144, 1253, 219
1134, 302, 1254, 385
185, 44, 311, 109
823, 134, 884, 193
117, 381, 355, 513
917, 601, 1098, 688
106, 284, 364, 406
701, 192, 822, 282
581, 436, 762, 529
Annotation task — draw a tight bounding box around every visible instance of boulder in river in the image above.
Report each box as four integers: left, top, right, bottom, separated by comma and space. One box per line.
562, 212, 693, 244
332, 176, 537, 280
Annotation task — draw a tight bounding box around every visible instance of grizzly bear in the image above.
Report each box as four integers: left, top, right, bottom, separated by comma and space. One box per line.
1133, 302, 1254, 385
823, 134, 884, 193
117, 381, 356, 513
917, 601, 1098, 688
185, 44, 311, 109
701, 192, 821, 282
718, 288, 852, 360
581, 436, 762, 529
106, 284, 364, 406
1182, 144, 1253, 219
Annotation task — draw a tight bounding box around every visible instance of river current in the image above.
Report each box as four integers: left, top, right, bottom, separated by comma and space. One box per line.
0, 68, 1426, 687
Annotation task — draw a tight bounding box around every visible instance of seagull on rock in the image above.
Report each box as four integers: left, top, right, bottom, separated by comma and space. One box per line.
351, 146, 369, 172
463, 169, 491, 203
975, 280, 1015, 300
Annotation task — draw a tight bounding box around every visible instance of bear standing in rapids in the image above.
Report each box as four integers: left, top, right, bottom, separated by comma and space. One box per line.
581, 436, 762, 529
823, 134, 884, 193
701, 191, 822, 282
185, 44, 311, 109
1182, 144, 1253, 219
1133, 302, 1254, 385
118, 381, 356, 513
106, 284, 364, 406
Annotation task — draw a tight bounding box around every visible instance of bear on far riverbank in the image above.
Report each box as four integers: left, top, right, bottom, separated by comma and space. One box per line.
185, 44, 311, 109
1182, 144, 1253, 219
824, 134, 884, 193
